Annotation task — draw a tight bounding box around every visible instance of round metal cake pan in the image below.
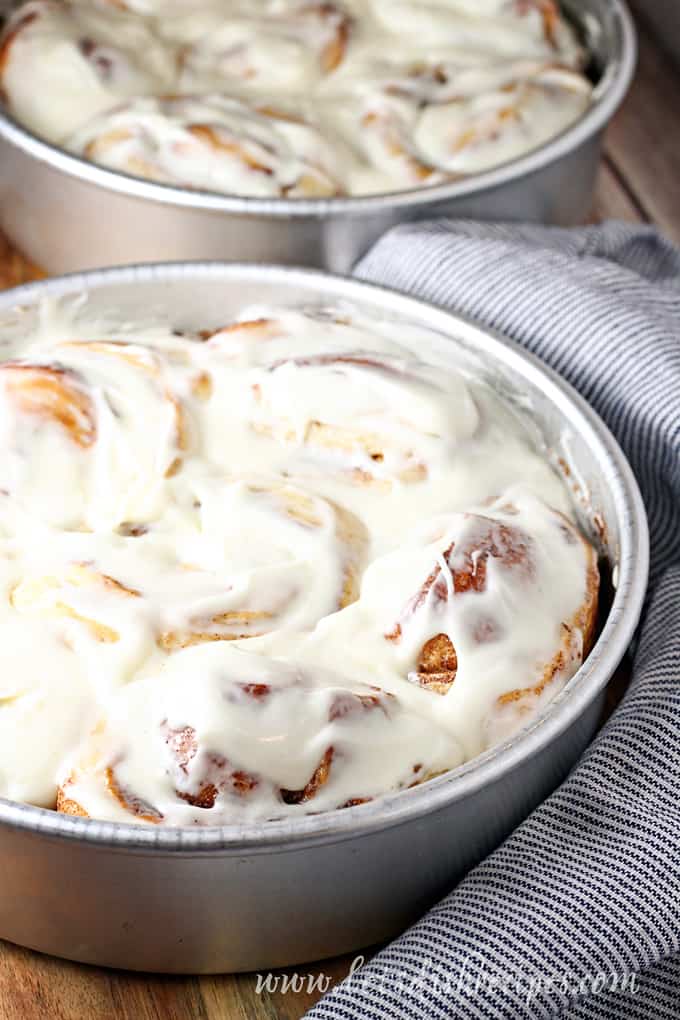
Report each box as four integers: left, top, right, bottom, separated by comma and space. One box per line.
0, 263, 648, 974
0, 0, 635, 274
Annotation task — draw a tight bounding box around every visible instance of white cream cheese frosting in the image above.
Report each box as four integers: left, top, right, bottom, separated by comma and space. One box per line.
0, 0, 593, 196
0, 298, 598, 824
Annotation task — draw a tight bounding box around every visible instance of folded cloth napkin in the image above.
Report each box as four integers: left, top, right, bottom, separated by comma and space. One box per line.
307, 222, 680, 1020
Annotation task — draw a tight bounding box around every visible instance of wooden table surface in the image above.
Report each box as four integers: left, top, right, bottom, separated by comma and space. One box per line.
0, 6, 677, 1019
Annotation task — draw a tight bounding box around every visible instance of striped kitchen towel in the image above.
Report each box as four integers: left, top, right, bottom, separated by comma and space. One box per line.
307, 221, 680, 1020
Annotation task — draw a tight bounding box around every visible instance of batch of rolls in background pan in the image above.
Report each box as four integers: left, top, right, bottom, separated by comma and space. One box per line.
0, 0, 593, 196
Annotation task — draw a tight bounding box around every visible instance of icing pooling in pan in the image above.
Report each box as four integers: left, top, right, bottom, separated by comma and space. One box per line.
0, 300, 598, 823
0, 0, 593, 196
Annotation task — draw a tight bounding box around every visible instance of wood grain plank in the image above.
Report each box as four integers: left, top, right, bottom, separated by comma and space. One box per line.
0, 941, 211, 1020
589, 158, 646, 225
603, 18, 680, 241
107, 973, 209, 1020
199, 973, 260, 1020
200, 954, 359, 1019
0, 944, 125, 1020
626, 0, 680, 71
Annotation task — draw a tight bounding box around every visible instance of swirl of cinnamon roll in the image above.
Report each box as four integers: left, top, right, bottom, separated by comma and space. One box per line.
56, 644, 462, 824
413, 63, 592, 176
176, 1, 353, 93
349, 100, 449, 191
8, 475, 367, 674
378, 491, 599, 749
0, 0, 175, 143
214, 312, 480, 487
366, 0, 583, 63
154, 475, 368, 649
67, 95, 348, 197
323, 58, 590, 192
0, 337, 191, 529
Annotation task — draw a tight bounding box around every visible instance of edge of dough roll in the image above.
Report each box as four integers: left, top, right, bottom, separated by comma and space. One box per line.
0, 298, 599, 825
0, 0, 593, 197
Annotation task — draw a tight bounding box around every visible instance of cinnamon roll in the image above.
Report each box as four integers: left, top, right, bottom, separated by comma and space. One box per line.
0, 336, 191, 529
413, 64, 592, 176
0, 0, 593, 196
325, 58, 590, 191
0, 611, 94, 807
0, 297, 600, 822
251, 489, 599, 762
232, 315, 480, 486
10, 561, 140, 645
367, 0, 581, 62
175, 1, 353, 93
67, 96, 347, 197
153, 476, 368, 649
0, 0, 175, 143
7, 474, 367, 674
351, 490, 598, 755
56, 644, 462, 824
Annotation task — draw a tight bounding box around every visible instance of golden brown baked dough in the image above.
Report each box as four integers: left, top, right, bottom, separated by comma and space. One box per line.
0, 363, 97, 448
386, 508, 599, 707
56, 679, 404, 821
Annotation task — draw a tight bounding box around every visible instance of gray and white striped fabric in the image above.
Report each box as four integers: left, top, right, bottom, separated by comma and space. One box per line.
307, 222, 680, 1020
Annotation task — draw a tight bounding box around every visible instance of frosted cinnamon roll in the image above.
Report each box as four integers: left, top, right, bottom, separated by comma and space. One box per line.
56, 644, 462, 824
323, 58, 591, 191
0, 298, 600, 821
381, 492, 598, 752
67, 95, 347, 196
224, 315, 480, 486
0, 0, 593, 196
8, 475, 367, 681
152, 476, 368, 649
175, 1, 353, 93
0, 337, 191, 529
269, 489, 600, 759
0, 0, 175, 143
366, 0, 582, 63
0, 610, 94, 807
413, 64, 592, 175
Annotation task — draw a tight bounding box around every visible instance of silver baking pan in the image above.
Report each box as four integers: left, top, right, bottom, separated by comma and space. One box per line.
0, 263, 648, 973
0, 0, 635, 275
